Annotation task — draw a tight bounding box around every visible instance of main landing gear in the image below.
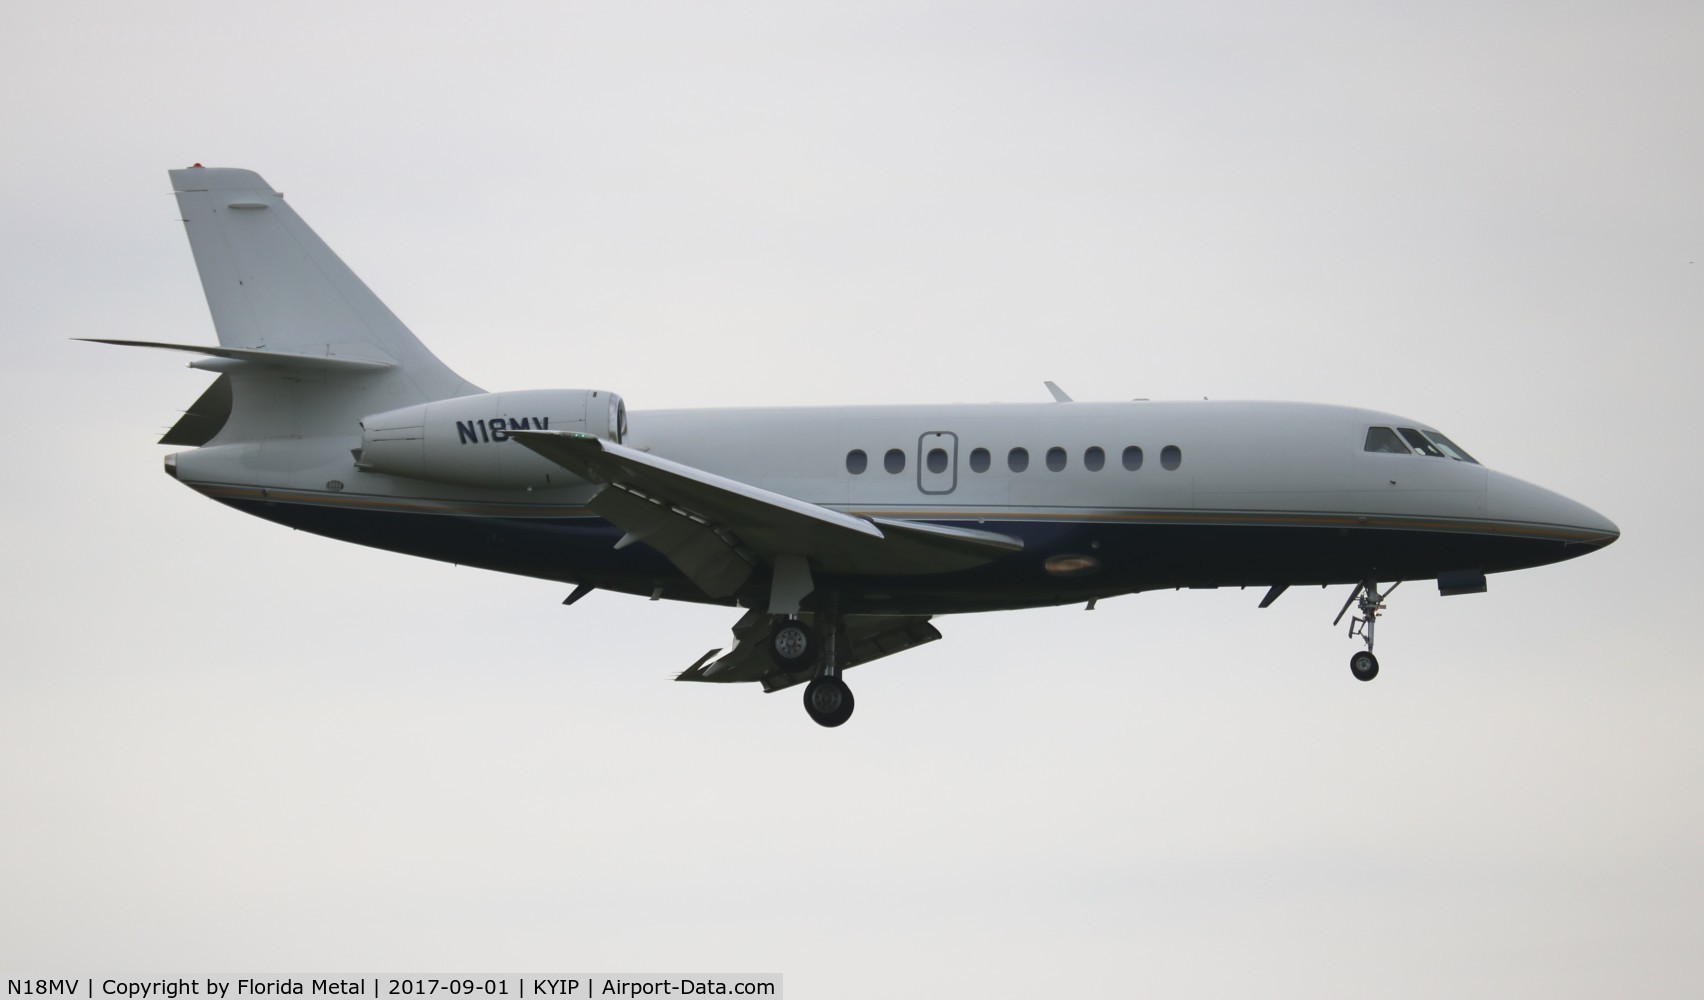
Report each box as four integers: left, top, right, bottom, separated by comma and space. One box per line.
770, 619, 816, 669
803, 675, 854, 728
1334, 579, 1400, 682
768, 608, 854, 728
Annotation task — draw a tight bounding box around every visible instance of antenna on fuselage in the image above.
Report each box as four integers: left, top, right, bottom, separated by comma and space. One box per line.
1043, 381, 1073, 403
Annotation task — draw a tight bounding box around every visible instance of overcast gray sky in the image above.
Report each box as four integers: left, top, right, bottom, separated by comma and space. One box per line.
3, 1, 1701, 996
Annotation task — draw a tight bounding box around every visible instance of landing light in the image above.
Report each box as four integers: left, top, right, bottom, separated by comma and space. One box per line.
1044, 554, 1100, 577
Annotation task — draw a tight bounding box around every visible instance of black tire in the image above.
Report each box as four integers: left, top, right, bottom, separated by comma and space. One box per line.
803, 677, 855, 728
1350, 650, 1380, 682
770, 620, 818, 669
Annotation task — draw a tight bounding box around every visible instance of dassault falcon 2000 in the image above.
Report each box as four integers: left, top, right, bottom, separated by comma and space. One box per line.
93, 166, 1619, 726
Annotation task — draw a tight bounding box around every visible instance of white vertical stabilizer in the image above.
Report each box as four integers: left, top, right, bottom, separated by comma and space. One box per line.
169, 166, 478, 406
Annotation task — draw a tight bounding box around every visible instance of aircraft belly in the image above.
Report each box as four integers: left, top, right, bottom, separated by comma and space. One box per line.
206, 492, 679, 590
203, 492, 1596, 615
823, 518, 1589, 614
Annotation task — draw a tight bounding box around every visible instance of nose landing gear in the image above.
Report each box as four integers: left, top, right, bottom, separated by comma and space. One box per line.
1335, 579, 1399, 682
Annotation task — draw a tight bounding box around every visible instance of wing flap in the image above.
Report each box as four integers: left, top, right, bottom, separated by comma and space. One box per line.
590, 484, 754, 598
676, 610, 942, 689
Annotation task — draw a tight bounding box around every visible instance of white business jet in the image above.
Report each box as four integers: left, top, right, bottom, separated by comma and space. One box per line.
90, 167, 1620, 726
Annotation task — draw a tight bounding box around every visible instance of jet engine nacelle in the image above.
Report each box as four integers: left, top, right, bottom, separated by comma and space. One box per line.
357, 388, 626, 489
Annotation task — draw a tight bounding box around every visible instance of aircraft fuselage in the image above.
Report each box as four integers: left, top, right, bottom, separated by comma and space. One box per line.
174, 398, 1616, 616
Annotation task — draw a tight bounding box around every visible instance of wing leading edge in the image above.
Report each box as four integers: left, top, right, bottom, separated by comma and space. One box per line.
507, 431, 1022, 599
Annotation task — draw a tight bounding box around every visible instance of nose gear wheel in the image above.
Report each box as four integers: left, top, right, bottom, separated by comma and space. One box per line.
1334, 579, 1399, 681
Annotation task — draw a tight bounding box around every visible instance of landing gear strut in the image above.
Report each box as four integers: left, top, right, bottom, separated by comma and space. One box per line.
773, 594, 856, 727
1334, 579, 1400, 682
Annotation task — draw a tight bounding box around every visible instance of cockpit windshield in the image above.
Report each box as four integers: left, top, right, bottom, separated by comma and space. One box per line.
1420, 430, 1477, 464
1398, 427, 1445, 457
1363, 426, 1410, 454
1364, 425, 1480, 464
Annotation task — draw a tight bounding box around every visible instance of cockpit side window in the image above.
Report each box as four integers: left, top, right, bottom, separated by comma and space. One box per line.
1364, 426, 1410, 454
1398, 427, 1446, 458
1422, 430, 1478, 464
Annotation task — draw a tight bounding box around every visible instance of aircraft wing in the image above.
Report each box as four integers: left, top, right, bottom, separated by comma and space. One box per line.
507, 431, 1022, 598
678, 609, 943, 691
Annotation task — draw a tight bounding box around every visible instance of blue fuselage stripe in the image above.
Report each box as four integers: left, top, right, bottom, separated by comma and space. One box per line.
208, 490, 1606, 615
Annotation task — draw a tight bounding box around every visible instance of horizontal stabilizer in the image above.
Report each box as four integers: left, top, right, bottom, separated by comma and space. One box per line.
78, 338, 396, 372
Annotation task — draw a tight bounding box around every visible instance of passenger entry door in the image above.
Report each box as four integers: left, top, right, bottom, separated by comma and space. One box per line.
917, 431, 958, 495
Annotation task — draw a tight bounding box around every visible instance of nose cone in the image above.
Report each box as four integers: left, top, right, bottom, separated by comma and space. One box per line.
1487, 470, 1620, 546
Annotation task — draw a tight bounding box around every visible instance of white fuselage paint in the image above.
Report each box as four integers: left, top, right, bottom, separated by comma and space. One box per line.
630, 400, 1598, 537
172, 398, 1612, 533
